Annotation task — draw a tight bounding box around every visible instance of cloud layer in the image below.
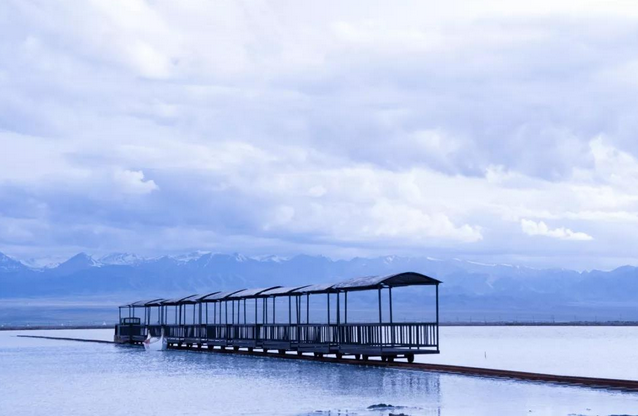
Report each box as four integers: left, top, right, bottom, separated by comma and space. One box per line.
2, 1, 638, 269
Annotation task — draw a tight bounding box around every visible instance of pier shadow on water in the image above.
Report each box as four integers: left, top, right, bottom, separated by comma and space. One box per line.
114, 345, 442, 415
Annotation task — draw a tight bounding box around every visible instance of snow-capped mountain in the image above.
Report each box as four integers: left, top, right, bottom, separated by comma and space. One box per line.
0, 252, 28, 272
172, 251, 212, 263
98, 253, 144, 266
1, 250, 637, 321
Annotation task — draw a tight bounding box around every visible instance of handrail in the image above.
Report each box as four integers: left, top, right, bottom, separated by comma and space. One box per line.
118, 322, 438, 348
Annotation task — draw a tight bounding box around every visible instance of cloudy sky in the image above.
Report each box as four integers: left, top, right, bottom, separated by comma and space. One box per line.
2, 1, 638, 269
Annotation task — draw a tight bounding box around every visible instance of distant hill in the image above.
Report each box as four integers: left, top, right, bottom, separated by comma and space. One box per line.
1, 251, 637, 322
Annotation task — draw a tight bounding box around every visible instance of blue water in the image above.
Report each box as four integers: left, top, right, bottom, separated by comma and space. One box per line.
1, 329, 637, 416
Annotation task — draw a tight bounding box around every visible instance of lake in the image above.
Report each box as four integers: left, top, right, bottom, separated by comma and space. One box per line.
1, 327, 637, 416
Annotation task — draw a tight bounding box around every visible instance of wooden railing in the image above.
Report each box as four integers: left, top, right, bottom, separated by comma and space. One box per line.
119, 322, 438, 348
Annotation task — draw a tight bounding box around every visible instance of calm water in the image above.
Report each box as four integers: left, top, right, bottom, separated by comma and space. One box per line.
416, 326, 638, 380
1, 328, 637, 416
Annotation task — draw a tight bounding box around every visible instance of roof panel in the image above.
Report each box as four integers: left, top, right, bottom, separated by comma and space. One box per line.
333, 272, 440, 291
260, 285, 311, 296
291, 283, 336, 294
121, 298, 164, 307
144, 298, 167, 306
198, 289, 245, 302
161, 294, 200, 305
194, 291, 220, 301
227, 286, 281, 299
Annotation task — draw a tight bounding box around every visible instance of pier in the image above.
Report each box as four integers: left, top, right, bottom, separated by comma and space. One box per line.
115, 272, 440, 362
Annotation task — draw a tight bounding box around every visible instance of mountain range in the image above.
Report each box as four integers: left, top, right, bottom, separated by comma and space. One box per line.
1, 251, 637, 323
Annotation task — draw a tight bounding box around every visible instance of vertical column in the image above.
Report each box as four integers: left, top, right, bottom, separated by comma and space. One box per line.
389, 287, 394, 346
389, 287, 393, 324
378, 287, 382, 323
436, 284, 439, 351
344, 292, 348, 324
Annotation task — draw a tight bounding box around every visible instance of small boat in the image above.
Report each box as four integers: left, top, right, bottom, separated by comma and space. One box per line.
143, 328, 167, 351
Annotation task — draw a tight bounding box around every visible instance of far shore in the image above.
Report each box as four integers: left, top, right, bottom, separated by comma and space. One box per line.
2, 321, 638, 331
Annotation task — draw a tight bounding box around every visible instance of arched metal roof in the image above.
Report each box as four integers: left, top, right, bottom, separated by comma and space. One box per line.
195, 291, 220, 301
144, 298, 167, 306
198, 289, 245, 302
161, 294, 200, 305
121, 272, 440, 306
332, 272, 440, 291
120, 298, 164, 308
227, 286, 281, 299
291, 283, 336, 294
261, 285, 311, 296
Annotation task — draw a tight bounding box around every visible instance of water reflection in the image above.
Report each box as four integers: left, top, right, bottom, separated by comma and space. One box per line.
114, 345, 443, 415
4, 334, 637, 416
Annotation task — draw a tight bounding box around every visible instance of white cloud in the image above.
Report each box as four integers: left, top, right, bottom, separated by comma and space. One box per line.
521, 219, 593, 241
113, 170, 158, 194
3, 1, 638, 268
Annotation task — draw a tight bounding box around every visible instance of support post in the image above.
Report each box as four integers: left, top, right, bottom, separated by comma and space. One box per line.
327, 293, 330, 325
389, 287, 394, 346
306, 294, 309, 324
436, 284, 440, 351
389, 287, 393, 324
344, 292, 348, 324
378, 287, 382, 323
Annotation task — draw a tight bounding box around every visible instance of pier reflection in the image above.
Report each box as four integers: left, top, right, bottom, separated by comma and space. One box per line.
117, 345, 442, 415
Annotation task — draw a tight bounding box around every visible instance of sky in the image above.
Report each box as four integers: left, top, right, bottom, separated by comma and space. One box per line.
2, 1, 638, 270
